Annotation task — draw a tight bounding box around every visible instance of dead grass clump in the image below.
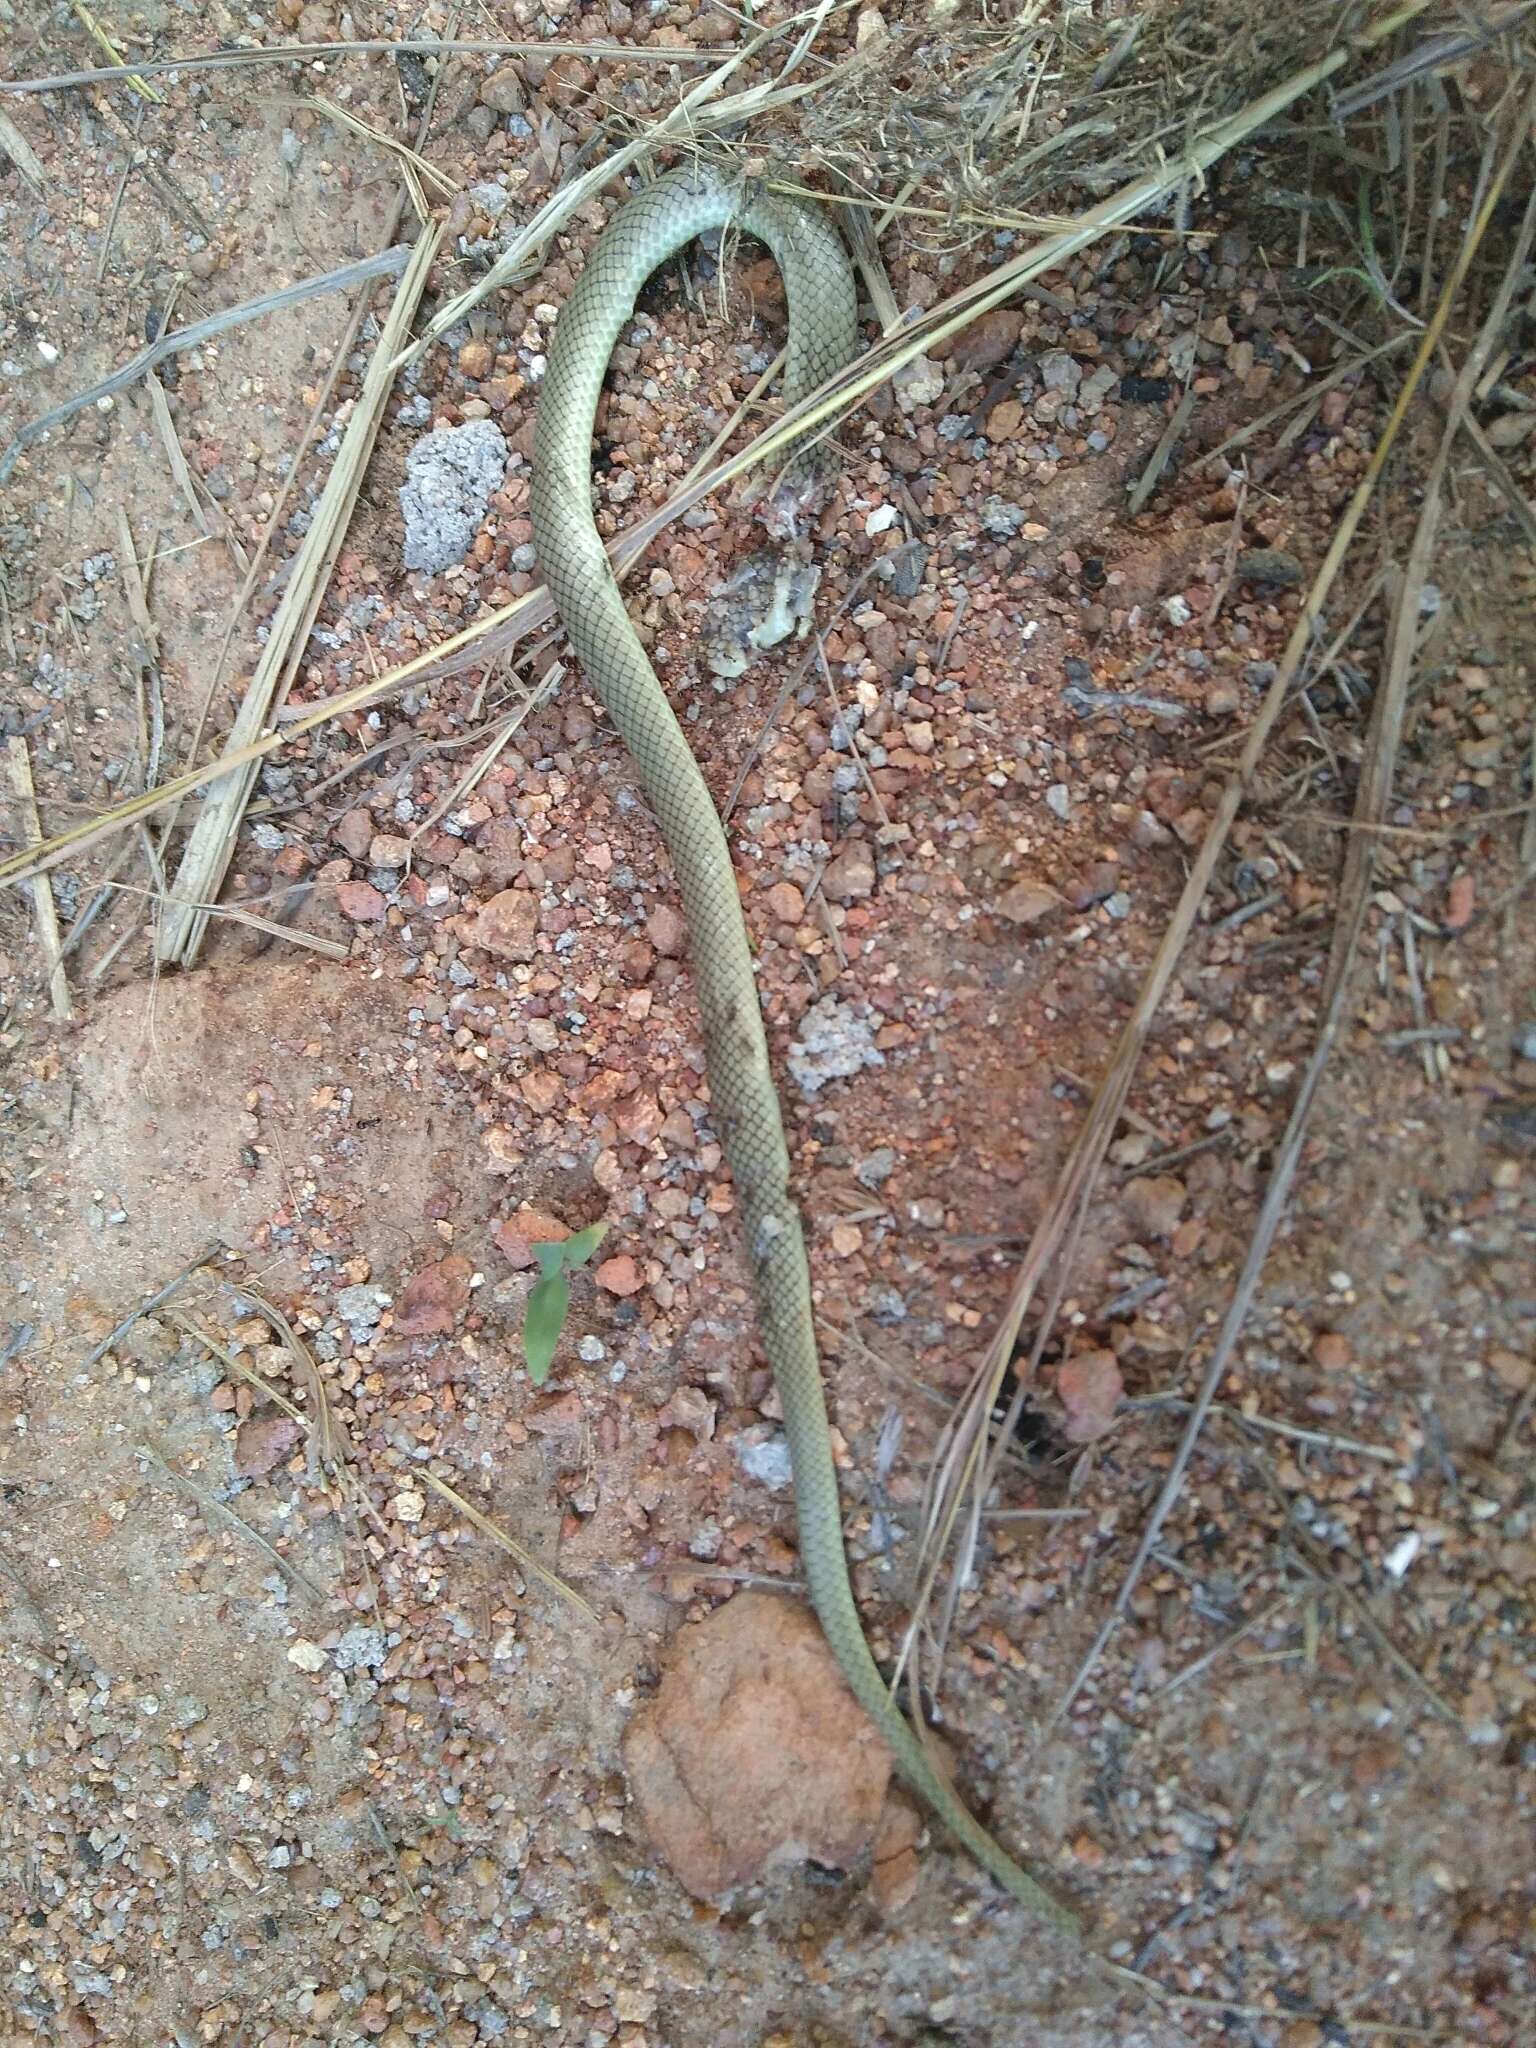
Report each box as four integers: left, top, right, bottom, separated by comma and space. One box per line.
798, 0, 1386, 229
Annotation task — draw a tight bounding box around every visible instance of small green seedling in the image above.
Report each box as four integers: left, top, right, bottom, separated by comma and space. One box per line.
522, 1222, 607, 1385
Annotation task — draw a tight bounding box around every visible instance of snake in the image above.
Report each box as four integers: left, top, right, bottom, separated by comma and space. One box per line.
530, 163, 1079, 1932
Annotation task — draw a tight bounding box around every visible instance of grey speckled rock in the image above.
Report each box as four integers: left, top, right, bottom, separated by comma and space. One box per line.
399, 418, 507, 572
787, 994, 885, 1097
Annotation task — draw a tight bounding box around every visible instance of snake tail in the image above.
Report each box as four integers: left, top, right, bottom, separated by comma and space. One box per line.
530, 164, 1080, 1934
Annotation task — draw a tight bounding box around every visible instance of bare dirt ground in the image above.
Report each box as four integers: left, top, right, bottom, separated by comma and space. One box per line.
1, 7, 1533, 2047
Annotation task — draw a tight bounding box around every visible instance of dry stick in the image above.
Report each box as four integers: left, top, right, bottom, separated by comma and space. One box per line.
1223, 1409, 1455, 1723
1287, 1526, 1458, 1725
0, 38, 736, 96
0, 248, 412, 483
156, 223, 442, 965
1457, 408, 1536, 544
1126, 385, 1196, 515
0, 0, 1440, 895
1150, 1592, 1295, 1702
1050, 112, 1535, 1722
1108, 1969, 1449, 2042
1131, 1394, 1402, 1466
4, 738, 73, 1021
168, 1309, 310, 1432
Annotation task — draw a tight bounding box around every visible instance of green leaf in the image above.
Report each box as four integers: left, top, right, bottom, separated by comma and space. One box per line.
532, 1238, 570, 1280
561, 1220, 607, 1270
523, 1270, 569, 1386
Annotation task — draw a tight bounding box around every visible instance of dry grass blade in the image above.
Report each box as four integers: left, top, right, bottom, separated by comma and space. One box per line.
71, 0, 162, 102
288, 91, 459, 208
167, 1308, 309, 1429
232, 1286, 348, 1475
0, 601, 510, 890
1133, 1395, 1403, 1465
1199, 333, 1414, 473
1331, 0, 1536, 117
1105, 1968, 1451, 2040
526, 0, 1446, 543
408, 672, 560, 847
1048, 96, 1535, 1720
5, 738, 73, 1021
416, 1469, 600, 1626
144, 371, 247, 568
156, 222, 441, 966
1456, 408, 1536, 545
183, 1281, 353, 1493
208, 907, 350, 958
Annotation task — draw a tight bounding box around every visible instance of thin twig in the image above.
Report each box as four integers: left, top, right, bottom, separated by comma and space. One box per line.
136, 1441, 326, 1603
1150, 1593, 1295, 1700
1109, 1964, 1449, 2040
80, 1245, 224, 1368
0, 248, 412, 482
0, 38, 734, 96
1129, 1395, 1402, 1465
1289, 1532, 1458, 1725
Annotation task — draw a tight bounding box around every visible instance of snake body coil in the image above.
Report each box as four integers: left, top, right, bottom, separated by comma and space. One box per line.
531, 164, 1076, 1930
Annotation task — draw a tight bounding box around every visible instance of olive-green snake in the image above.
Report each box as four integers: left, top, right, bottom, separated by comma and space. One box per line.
531, 164, 1078, 1932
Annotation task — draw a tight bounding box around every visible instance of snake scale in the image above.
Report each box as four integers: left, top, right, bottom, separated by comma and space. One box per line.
531, 164, 1077, 1931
